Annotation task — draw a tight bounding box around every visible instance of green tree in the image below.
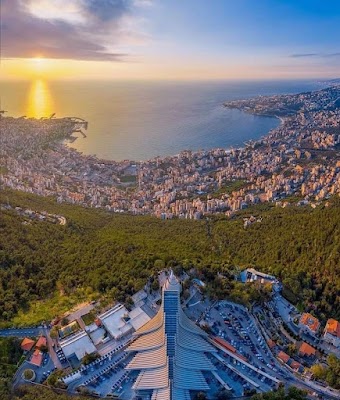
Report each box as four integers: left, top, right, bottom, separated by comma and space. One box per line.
194, 392, 208, 400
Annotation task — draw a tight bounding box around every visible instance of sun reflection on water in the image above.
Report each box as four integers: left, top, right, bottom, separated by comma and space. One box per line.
26, 79, 54, 118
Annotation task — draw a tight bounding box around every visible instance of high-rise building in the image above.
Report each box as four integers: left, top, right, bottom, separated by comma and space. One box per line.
126, 271, 217, 399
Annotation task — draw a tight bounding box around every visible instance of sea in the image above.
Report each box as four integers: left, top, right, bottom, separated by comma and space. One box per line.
0, 79, 324, 161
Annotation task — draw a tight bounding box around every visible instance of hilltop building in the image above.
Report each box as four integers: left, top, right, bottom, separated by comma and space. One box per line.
30, 349, 43, 367
239, 268, 277, 285
125, 271, 217, 400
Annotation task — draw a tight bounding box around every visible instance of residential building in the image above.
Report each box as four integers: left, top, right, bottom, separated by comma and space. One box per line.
323, 319, 340, 348
20, 338, 35, 352
299, 313, 320, 336
298, 342, 316, 358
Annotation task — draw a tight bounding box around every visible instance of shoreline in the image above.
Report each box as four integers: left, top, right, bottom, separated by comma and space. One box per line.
2, 84, 338, 218
64, 108, 280, 165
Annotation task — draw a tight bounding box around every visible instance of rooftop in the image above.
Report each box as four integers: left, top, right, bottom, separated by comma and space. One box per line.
99, 304, 133, 339
299, 313, 320, 332
277, 351, 290, 364
299, 342, 316, 357
30, 349, 43, 366
59, 330, 96, 361
98, 304, 151, 340
324, 319, 340, 338
20, 337, 35, 352
35, 335, 47, 349
125, 271, 217, 399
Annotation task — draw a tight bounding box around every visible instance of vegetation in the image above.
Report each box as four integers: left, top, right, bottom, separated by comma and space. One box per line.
251, 386, 307, 399
82, 352, 100, 365
0, 338, 23, 378
310, 354, 340, 389
2, 385, 94, 400
118, 175, 137, 183
81, 311, 96, 326
22, 370, 34, 381
0, 189, 339, 329
46, 370, 67, 389
0, 338, 23, 399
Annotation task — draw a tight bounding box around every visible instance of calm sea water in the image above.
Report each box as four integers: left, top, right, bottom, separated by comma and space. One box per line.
1, 79, 323, 161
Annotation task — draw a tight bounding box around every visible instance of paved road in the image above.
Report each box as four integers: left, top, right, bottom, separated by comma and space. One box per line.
273, 292, 340, 358
0, 327, 44, 338
187, 299, 339, 400
42, 327, 62, 369
67, 303, 95, 323
0, 326, 63, 370
66, 348, 131, 395
13, 355, 55, 389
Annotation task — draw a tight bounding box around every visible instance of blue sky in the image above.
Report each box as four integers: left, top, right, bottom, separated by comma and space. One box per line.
2, 0, 340, 79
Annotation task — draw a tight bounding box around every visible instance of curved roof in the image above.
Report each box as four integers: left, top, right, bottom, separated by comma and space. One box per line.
177, 325, 216, 352
172, 387, 191, 400
179, 308, 208, 336
173, 365, 210, 390
175, 346, 216, 370
127, 326, 165, 352
151, 387, 171, 400
126, 272, 215, 399
134, 307, 164, 336
133, 361, 169, 390
126, 343, 167, 370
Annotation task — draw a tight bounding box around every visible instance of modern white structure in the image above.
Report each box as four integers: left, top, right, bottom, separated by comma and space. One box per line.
99, 304, 133, 339
240, 268, 277, 284
98, 304, 151, 340
125, 271, 217, 400
60, 330, 96, 361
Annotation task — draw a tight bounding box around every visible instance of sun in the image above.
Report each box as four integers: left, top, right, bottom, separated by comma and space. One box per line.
32, 56, 47, 72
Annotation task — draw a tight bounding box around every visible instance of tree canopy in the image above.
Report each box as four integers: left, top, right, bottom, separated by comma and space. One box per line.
0, 189, 339, 328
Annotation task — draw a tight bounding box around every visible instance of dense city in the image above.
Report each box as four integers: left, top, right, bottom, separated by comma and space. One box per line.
1, 85, 339, 219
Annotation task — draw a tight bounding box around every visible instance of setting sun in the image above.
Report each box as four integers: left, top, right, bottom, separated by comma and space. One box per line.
32, 56, 46, 69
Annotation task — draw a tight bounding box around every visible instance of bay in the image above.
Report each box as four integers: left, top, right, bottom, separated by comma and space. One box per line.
0, 79, 322, 161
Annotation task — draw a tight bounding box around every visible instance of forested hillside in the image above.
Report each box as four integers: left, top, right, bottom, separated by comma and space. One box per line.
0, 189, 339, 327
1, 385, 93, 400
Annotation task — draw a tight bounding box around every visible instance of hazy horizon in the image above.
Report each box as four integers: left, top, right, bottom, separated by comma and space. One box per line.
2, 1, 340, 81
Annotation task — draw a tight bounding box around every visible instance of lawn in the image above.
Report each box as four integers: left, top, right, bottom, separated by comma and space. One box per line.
82, 311, 96, 326
119, 175, 137, 183
10, 288, 99, 328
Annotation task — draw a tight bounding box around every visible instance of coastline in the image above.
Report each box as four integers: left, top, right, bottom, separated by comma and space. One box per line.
64, 108, 280, 164
1, 84, 339, 218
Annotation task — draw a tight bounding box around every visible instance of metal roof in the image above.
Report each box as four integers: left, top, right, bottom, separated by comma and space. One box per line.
126, 272, 215, 399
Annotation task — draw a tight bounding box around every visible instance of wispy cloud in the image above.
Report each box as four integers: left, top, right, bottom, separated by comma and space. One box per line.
290, 53, 319, 58
290, 52, 340, 58
1, 0, 147, 61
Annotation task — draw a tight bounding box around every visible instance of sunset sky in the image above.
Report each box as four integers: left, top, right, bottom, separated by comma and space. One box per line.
2, 0, 340, 80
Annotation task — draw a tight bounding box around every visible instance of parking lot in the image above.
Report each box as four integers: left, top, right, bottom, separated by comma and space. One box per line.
185, 299, 293, 395
66, 344, 134, 397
